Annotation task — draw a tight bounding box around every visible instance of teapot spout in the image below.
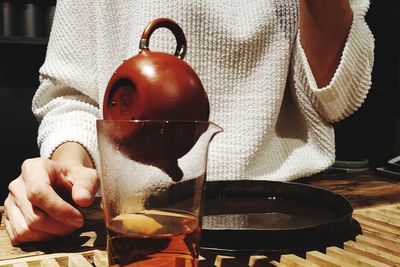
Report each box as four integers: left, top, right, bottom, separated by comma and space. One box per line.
159, 121, 222, 182
207, 121, 223, 140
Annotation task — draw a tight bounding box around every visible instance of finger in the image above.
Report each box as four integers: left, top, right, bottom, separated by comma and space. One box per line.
9, 179, 81, 236
5, 218, 21, 246
70, 167, 99, 207
4, 196, 55, 244
4, 208, 21, 246
21, 159, 83, 227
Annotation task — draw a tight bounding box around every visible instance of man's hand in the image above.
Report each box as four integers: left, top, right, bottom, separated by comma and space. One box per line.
4, 143, 98, 245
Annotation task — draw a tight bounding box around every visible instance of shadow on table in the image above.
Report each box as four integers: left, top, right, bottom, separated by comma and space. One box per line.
17, 198, 106, 254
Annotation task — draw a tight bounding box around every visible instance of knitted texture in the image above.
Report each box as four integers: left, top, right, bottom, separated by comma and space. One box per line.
33, 0, 374, 182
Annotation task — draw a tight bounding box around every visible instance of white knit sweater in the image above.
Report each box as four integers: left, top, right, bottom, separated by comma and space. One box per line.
32, 0, 374, 182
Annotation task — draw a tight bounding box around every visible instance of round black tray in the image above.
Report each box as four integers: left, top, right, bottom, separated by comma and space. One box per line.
200, 180, 356, 255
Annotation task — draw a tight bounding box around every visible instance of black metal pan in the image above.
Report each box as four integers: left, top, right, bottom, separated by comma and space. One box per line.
200, 180, 356, 255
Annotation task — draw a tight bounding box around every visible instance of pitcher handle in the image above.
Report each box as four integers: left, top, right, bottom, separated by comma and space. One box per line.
139, 18, 187, 59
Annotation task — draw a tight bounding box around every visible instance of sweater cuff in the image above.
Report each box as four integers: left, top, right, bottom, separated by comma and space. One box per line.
38, 111, 100, 170
297, 0, 374, 123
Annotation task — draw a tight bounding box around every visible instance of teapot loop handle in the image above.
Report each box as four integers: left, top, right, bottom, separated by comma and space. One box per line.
139, 18, 187, 59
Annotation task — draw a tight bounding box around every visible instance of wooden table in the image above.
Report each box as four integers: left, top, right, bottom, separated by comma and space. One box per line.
1, 170, 400, 266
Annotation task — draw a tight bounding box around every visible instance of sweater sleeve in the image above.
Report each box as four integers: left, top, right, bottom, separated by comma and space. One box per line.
32, 0, 101, 168
291, 0, 374, 123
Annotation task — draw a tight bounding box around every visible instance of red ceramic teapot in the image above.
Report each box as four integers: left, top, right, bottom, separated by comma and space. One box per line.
103, 18, 209, 121
102, 18, 210, 181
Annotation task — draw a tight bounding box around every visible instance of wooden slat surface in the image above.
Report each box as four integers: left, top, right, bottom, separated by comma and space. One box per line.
68, 255, 92, 267
248, 255, 269, 267
326, 246, 392, 267
214, 255, 242, 267
280, 254, 320, 267
1, 203, 400, 266
306, 250, 348, 267
40, 258, 60, 267
93, 250, 108, 267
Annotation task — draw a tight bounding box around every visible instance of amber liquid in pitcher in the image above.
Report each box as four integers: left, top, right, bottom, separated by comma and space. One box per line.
107, 210, 200, 267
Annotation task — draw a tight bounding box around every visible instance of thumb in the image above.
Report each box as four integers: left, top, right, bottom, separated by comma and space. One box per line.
69, 167, 99, 207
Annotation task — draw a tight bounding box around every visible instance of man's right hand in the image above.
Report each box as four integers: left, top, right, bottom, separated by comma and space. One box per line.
4, 143, 99, 245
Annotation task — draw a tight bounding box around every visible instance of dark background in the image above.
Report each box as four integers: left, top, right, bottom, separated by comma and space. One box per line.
334, 0, 400, 166
1, 0, 400, 203
1, 0, 55, 202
